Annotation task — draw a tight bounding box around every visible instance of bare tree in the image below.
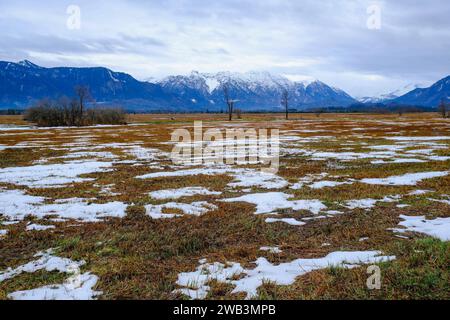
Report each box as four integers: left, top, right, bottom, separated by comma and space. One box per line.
438, 99, 448, 118
235, 108, 242, 119
74, 85, 91, 125
315, 108, 325, 118
281, 89, 289, 120
223, 84, 234, 121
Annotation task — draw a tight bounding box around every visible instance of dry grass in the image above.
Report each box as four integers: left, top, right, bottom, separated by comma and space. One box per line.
0, 112, 449, 300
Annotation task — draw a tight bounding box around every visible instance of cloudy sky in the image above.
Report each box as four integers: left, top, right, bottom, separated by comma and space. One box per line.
0, 0, 449, 97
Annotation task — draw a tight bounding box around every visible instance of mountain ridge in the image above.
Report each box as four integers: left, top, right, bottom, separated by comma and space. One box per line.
156, 70, 356, 111
0, 60, 448, 111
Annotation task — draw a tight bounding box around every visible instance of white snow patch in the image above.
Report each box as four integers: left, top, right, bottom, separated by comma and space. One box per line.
361, 171, 449, 186
1, 249, 102, 300
8, 273, 101, 300
174, 251, 395, 299
228, 171, 288, 189
138, 167, 288, 190
371, 159, 425, 164
260, 246, 282, 254
291, 173, 328, 190
345, 196, 400, 210
145, 201, 217, 219
149, 187, 221, 200
26, 224, 56, 231
385, 136, 450, 141
0, 250, 84, 282
391, 215, 450, 241
223, 192, 326, 215
0, 161, 114, 188
308, 180, 352, 189
0, 189, 127, 222
265, 218, 305, 226
59, 151, 117, 160
409, 190, 433, 196
125, 146, 165, 162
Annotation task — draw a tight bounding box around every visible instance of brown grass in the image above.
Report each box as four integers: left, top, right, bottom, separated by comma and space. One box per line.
0, 112, 449, 300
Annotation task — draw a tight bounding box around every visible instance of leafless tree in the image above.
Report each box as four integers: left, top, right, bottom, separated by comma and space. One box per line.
74, 85, 91, 125
438, 99, 448, 118
235, 108, 242, 119
281, 89, 289, 120
223, 84, 234, 121
315, 108, 325, 118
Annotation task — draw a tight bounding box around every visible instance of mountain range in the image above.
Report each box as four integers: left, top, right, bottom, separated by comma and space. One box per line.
357, 83, 426, 104
0, 60, 448, 112
155, 71, 356, 111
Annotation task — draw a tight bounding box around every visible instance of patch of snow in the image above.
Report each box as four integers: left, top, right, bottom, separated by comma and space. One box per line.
125, 146, 165, 162
361, 171, 449, 186
291, 173, 328, 190
409, 190, 433, 196
371, 159, 425, 164
0, 161, 114, 188
428, 156, 450, 161
149, 187, 221, 200
174, 251, 395, 300
0, 189, 127, 222
345, 196, 400, 210
145, 201, 217, 219
260, 246, 282, 254
429, 198, 450, 205
385, 136, 450, 141
138, 167, 288, 190
308, 180, 352, 189
368, 145, 408, 151
265, 217, 305, 226
205, 77, 220, 93
391, 215, 450, 241
228, 171, 288, 189
0, 250, 84, 282
8, 273, 101, 300
1, 249, 102, 300
223, 192, 326, 215
59, 151, 117, 160
26, 224, 55, 231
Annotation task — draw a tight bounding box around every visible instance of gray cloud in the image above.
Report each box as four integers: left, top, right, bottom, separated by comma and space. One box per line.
0, 0, 448, 97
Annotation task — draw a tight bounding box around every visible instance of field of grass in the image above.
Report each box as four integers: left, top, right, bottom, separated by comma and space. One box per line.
0, 113, 449, 300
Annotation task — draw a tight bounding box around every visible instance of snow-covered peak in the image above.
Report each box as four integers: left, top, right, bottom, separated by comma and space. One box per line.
156, 70, 356, 108
18, 60, 42, 69
389, 83, 426, 97
159, 70, 296, 94
358, 83, 428, 103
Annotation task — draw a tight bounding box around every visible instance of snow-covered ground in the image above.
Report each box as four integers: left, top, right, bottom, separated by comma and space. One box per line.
149, 187, 221, 200
391, 215, 450, 241
1, 118, 449, 300
174, 251, 395, 299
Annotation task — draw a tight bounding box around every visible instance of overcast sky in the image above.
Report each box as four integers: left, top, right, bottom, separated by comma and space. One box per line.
0, 0, 449, 97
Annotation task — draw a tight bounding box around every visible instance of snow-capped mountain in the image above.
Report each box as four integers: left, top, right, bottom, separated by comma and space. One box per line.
158, 71, 356, 111
358, 83, 427, 104
392, 76, 450, 107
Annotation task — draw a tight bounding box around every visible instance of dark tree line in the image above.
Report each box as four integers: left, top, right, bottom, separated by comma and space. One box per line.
24, 86, 126, 127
